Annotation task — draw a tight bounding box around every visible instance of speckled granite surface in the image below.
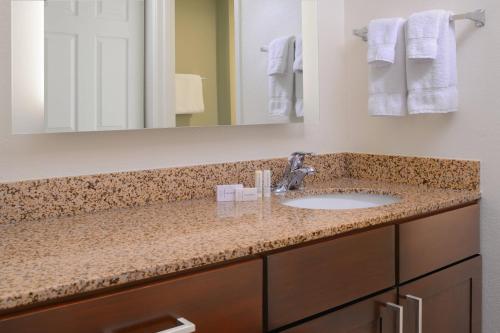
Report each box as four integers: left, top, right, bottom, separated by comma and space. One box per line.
0, 178, 480, 311
0, 153, 479, 224
346, 153, 480, 191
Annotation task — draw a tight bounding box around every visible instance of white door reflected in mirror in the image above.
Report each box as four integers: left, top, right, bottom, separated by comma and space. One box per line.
44, 0, 144, 132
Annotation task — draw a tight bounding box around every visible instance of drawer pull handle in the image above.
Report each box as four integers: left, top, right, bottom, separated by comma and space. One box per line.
406, 295, 423, 333
385, 302, 403, 333
156, 318, 196, 333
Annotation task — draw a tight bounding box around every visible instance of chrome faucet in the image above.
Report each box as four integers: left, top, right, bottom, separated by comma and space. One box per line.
273, 152, 316, 194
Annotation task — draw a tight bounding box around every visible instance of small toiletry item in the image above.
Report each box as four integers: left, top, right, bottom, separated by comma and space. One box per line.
255, 170, 263, 197
235, 188, 259, 202
263, 170, 272, 197
216, 184, 243, 202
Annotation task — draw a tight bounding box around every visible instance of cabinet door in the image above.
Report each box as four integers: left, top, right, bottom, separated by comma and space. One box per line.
0, 260, 263, 333
281, 290, 400, 333
399, 256, 481, 333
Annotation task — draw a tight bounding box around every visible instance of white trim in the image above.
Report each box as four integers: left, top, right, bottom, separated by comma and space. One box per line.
145, 0, 176, 129
233, 0, 244, 125
302, 0, 320, 125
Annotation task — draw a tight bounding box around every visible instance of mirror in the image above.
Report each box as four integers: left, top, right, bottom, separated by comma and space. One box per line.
11, 0, 318, 134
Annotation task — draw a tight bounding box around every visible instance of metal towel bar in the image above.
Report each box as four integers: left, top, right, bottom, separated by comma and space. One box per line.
353, 9, 486, 41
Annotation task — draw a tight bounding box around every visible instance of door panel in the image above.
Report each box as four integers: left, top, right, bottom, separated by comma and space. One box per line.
399, 256, 481, 333
45, 0, 144, 132
96, 0, 129, 21
45, 32, 77, 132
96, 37, 128, 130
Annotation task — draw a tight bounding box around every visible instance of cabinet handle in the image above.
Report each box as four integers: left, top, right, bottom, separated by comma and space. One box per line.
156, 318, 196, 333
386, 302, 403, 333
406, 295, 423, 333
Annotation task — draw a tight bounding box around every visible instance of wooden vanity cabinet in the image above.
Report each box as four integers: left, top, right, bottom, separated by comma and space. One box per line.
0, 204, 481, 333
399, 256, 482, 333
0, 260, 263, 333
280, 290, 399, 333
266, 226, 395, 330
398, 204, 480, 283
275, 204, 481, 333
281, 256, 482, 333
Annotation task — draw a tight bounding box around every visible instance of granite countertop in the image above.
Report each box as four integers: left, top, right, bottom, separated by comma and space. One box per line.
0, 178, 480, 311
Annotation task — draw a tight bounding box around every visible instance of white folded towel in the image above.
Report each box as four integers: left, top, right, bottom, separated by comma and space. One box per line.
368, 18, 404, 65
368, 18, 407, 116
294, 73, 304, 118
175, 74, 205, 114
268, 36, 295, 117
406, 10, 458, 114
406, 10, 445, 59
294, 36, 303, 117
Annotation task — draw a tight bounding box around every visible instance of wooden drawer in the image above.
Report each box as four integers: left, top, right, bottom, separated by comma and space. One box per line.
267, 226, 395, 330
399, 204, 480, 283
0, 260, 263, 333
280, 290, 398, 333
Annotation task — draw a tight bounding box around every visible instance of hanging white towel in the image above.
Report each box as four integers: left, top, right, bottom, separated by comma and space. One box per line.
267, 36, 294, 75
406, 10, 458, 114
293, 36, 303, 72
406, 10, 443, 59
268, 36, 295, 117
368, 18, 403, 65
368, 18, 407, 116
294, 36, 303, 117
175, 74, 205, 114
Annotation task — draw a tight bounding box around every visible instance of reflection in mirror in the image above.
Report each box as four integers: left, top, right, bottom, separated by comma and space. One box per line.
11, 0, 315, 134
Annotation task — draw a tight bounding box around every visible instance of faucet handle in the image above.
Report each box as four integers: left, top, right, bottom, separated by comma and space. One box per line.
288, 152, 314, 170
290, 152, 314, 158
288, 152, 314, 163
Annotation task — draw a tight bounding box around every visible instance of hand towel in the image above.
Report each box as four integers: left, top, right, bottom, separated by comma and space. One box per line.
368, 18, 407, 116
268, 36, 295, 117
267, 36, 295, 75
406, 10, 445, 59
406, 10, 458, 114
294, 36, 303, 117
368, 18, 405, 65
175, 74, 205, 114
294, 73, 304, 118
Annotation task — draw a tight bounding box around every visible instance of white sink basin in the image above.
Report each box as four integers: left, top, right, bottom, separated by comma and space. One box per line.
281, 193, 400, 210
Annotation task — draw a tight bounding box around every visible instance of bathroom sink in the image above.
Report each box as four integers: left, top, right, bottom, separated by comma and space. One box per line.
281, 193, 400, 210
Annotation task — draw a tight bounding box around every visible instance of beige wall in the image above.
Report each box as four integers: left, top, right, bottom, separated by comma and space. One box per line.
344, 1, 500, 331
0, 0, 346, 182
175, 0, 219, 127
